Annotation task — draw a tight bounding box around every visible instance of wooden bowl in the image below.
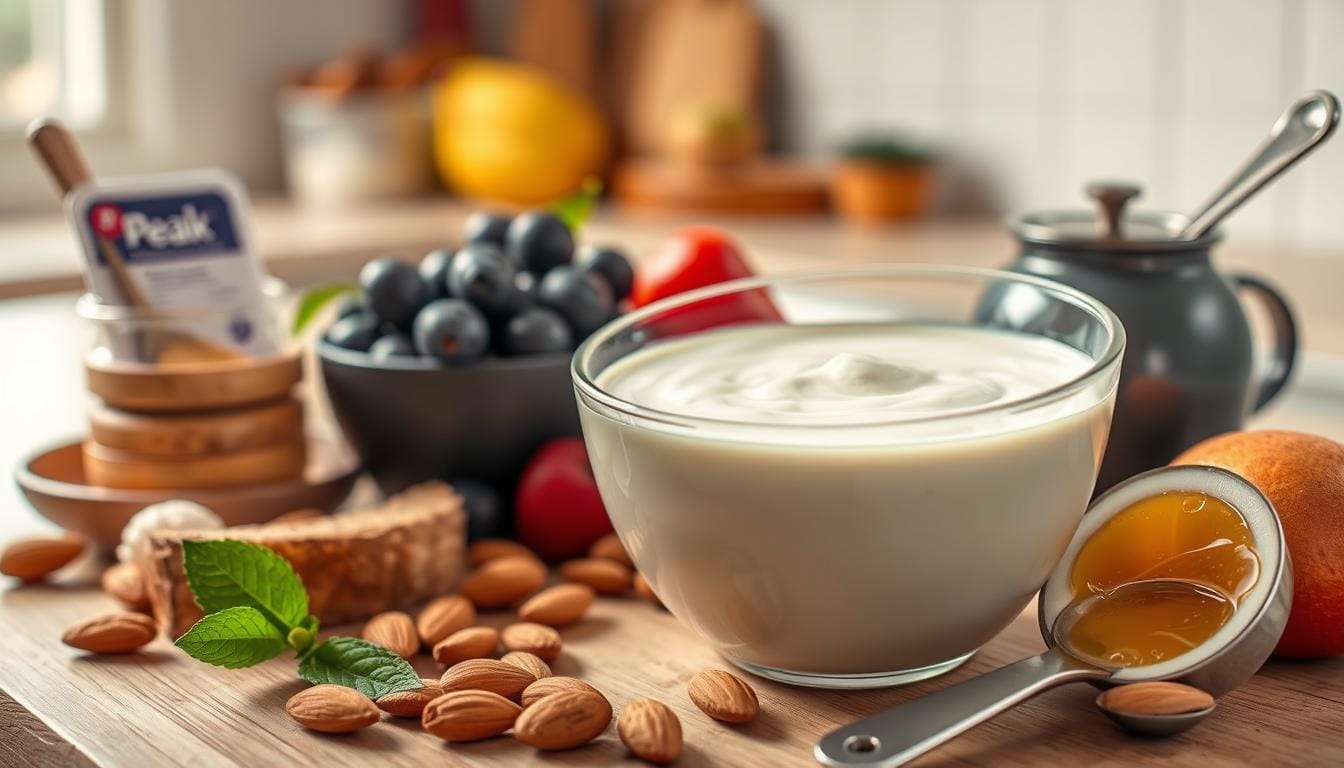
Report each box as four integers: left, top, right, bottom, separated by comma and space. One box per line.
14, 437, 360, 553
84, 350, 303, 412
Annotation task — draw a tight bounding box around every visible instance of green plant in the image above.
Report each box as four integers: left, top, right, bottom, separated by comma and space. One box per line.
290, 282, 356, 337
838, 133, 930, 166
174, 539, 421, 699
549, 176, 603, 233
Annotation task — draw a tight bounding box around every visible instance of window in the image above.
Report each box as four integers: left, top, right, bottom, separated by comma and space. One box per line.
0, 0, 107, 130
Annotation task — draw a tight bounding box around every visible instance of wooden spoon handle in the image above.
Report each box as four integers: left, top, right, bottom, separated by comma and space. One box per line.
27, 118, 93, 195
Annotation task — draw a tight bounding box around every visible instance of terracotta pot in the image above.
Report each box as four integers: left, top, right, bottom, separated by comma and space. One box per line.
830, 162, 934, 224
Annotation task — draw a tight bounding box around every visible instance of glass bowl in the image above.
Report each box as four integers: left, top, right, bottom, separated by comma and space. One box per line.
572, 265, 1125, 688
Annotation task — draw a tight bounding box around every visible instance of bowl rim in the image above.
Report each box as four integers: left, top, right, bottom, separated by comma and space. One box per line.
571, 263, 1126, 432
317, 340, 572, 372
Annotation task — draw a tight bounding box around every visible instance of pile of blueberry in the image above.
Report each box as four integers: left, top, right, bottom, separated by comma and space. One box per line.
324, 210, 634, 363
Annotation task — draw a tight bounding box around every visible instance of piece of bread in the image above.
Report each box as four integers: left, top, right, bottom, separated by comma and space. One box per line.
145, 482, 465, 638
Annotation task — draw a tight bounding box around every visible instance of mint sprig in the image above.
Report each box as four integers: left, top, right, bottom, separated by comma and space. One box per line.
174, 540, 420, 700
290, 281, 356, 337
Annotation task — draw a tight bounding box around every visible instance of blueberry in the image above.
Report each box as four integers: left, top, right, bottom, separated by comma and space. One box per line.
360, 258, 428, 329
369, 332, 417, 361
463, 212, 512, 248
505, 212, 573, 274
412, 299, 490, 363
537, 265, 615, 339
324, 311, 381, 351
502, 306, 573, 356
578, 245, 634, 301
447, 244, 520, 318
418, 248, 455, 300
450, 479, 504, 541
514, 271, 539, 305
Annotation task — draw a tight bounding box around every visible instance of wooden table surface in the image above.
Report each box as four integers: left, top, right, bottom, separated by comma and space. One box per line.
3, 249, 1344, 765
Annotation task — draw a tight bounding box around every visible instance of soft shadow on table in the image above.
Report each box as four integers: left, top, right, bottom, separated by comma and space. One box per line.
70, 650, 175, 667
559, 616, 618, 643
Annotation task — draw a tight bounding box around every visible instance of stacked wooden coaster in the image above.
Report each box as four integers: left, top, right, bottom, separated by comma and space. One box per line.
81, 352, 307, 490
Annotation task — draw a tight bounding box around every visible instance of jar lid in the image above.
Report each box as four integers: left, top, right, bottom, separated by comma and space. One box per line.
1012, 181, 1222, 253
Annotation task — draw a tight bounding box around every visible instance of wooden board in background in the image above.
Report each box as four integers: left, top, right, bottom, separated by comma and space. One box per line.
612, 158, 828, 214
508, 0, 598, 101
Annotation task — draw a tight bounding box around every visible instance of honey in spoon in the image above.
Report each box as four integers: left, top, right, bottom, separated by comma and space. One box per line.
1064, 491, 1260, 668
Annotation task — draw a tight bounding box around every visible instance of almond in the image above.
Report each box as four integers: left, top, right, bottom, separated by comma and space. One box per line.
61, 611, 157, 654
376, 678, 445, 718
416, 595, 476, 647
501, 651, 552, 681
460, 556, 548, 609
618, 698, 683, 764
441, 658, 536, 700
501, 622, 562, 662
286, 685, 380, 733
518, 583, 595, 628
688, 669, 758, 723
467, 538, 538, 568
1098, 681, 1215, 716
589, 533, 634, 568
1, 534, 85, 581
559, 558, 631, 595
521, 676, 600, 707
633, 572, 662, 607
433, 626, 499, 665
422, 689, 521, 742
100, 562, 148, 610
515, 690, 612, 750
362, 610, 419, 658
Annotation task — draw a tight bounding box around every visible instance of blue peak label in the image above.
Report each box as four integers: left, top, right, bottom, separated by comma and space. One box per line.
86, 192, 240, 262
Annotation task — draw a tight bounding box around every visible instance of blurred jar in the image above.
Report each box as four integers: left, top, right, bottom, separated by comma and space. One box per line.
278, 87, 433, 207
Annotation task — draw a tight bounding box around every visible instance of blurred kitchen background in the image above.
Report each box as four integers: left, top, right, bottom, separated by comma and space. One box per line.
0, 0, 1341, 296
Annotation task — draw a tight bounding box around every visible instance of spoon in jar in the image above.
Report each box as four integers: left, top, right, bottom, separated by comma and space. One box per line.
813, 582, 1226, 766
1180, 90, 1339, 240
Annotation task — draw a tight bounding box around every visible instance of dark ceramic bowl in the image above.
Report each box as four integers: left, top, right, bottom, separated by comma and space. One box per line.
317, 342, 582, 496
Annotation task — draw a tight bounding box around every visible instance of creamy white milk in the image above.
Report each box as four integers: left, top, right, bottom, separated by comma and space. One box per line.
579, 323, 1116, 681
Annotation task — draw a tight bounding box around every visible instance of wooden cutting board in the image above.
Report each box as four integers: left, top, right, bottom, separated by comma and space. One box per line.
2, 577, 1341, 766
617, 0, 764, 155
508, 0, 598, 100
612, 158, 829, 214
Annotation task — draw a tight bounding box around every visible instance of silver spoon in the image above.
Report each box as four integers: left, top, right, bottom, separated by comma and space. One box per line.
814, 581, 1210, 767
1181, 90, 1339, 240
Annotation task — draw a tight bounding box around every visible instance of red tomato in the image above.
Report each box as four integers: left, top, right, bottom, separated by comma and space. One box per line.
631, 227, 782, 335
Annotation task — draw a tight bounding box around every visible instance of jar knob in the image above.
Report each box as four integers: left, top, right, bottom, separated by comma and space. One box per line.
1085, 181, 1143, 238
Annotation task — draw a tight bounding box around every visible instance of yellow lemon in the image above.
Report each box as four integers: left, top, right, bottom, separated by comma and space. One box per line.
432, 58, 610, 206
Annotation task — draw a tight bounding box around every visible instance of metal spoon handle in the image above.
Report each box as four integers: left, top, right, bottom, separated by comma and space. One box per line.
1181, 90, 1339, 240
814, 648, 1110, 768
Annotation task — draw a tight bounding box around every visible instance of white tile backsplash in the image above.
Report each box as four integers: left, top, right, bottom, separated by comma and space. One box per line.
753, 0, 1342, 251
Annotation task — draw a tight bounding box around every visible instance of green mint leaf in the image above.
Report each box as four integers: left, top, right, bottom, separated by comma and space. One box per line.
182, 540, 308, 633
291, 282, 356, 337
549, 176, 603, 233
297, 637, 421, 699
174, 606, 288, 669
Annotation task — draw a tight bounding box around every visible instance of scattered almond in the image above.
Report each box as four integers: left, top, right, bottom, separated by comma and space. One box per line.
521, 676, 600, 708
688, 669, 758, 724
518, 583, 595, 628
460, 555, 548, 609
376, 679, 445, 718
559, 558, 632, 595
422, 689, 522, 742
0, 534, 85, 581
501, 651, 552, 681
267, 508, 324, 525
441, 658, 536, 701
1098, 681, 1216, 716
416, 595, 476, 647
61, 611, 157, 654
589, 533, 634, 568
100, 562, 148, 610
515, 690, 612, 750
362, 610, 419, 658
618, 698, 683, 764
501, 622, 562, 662
434, 626, 500, 665
286, 685, 380, 733
632, 572, 662, 607
467, 538, 538, 568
